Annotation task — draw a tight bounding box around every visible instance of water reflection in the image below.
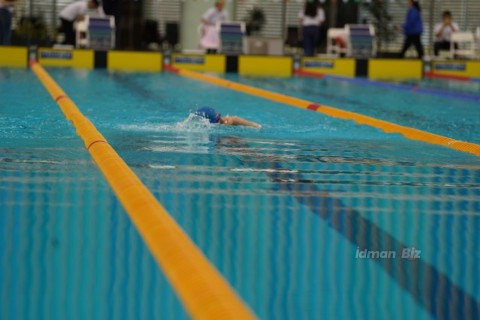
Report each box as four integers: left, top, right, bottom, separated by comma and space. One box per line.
134, 132, 480, 319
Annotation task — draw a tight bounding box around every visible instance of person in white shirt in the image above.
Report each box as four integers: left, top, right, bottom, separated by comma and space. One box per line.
59, 0, 104, 46
298, 0, 325, 57
200, 0, 228, 53
434, 10, 459, 56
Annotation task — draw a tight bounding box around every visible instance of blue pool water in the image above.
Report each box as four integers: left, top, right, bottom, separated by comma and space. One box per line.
1, 68, 479, 320
226, 74, 480, 144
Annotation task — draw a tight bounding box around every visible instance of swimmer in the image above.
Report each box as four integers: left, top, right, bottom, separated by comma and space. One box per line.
194, 107, 261, 129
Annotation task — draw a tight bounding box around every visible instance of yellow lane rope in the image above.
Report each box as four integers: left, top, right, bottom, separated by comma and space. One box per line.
167, 66, 480, 157
30, 61, 256, 320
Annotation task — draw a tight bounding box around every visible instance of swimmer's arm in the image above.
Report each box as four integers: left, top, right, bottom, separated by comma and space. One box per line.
222, 116, 261, 129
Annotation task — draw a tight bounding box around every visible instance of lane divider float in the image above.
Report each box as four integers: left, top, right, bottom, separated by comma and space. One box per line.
424, 71, 480, 83
296, 68, 480, 101
166, 65, 480, 157
293, 68, 325, 79
30, 61, 256, 320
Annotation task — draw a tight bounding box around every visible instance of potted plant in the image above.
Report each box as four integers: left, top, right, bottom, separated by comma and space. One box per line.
244, 6, 266, 37
362, 0, 397, 55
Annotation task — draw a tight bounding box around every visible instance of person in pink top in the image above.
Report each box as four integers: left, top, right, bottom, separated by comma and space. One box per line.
199, 0, 228, 53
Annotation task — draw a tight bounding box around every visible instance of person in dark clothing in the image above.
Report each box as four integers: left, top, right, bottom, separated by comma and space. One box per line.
0, 0, 16, 45
399, 0, 424, 59
298, 0, 325, 57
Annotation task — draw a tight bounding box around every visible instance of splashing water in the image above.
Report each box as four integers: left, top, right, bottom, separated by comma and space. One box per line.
174, 112, 214, 131
116, 112, 214, 133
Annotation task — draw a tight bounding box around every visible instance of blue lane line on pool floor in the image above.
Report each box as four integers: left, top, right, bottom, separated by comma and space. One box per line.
321, 74, 480, 102
262, 163, 480, 320
222, 137, 480, 320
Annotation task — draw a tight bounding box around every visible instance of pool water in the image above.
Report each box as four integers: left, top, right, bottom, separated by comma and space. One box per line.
225, 74, 480, 144
1, 68, 479, 320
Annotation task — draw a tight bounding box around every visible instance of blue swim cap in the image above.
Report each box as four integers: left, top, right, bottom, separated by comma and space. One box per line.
195, 107, 221, 124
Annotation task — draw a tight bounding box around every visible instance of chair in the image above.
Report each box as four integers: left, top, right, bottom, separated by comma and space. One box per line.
326, 28, 348, 56
76, 16, 115, 50
142, 20, 162, 49
345, 24, 376, 58
165, 22, 179, 49
285, 26, 301, 48
246, 38, 268, 55
450, 31, 475, 59
217, 21, 245, 55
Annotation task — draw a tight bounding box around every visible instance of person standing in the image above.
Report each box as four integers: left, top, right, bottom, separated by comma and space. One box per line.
434, 10, 459, 56
0, 0, 17, 45
399, 0, 424, 59
59, 0, 104, 46
299, 0, 325, 57
200, 0, 228, 54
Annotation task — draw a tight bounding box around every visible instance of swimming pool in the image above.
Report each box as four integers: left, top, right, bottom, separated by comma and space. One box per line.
1, 67, 479, 319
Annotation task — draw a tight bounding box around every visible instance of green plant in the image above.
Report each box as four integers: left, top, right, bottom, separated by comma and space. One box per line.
13, 16, 51, 45
244, 6, 266, 36
362, 0, 396, 51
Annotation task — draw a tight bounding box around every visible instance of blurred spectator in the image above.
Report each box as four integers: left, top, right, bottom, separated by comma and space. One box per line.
200, 0, 228, 54
399, 0, 424, 59
299, 0, 325, 57
434, 10, 459, 56
59, 0, 104, 46
0, 0, 17, 45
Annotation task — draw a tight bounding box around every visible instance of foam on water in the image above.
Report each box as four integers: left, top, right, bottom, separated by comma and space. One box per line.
117, 113, 214, 133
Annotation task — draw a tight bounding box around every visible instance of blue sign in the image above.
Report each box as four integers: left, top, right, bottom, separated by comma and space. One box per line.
174, 56, 205, 65
40, 51, 73, 60
434, 63, 466, 71
304, 60, 334, 69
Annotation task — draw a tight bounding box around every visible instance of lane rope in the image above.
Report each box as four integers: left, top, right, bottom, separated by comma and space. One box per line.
30, 61, 257, 320
424, 71, 480, 83
296, 69, 480, 101
86, 139, 107, 151
55, 94, 68, 103
167, 65, 480, 157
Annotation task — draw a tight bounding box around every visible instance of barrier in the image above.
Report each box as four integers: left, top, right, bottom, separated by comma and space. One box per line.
368, 59, 422, 80
300, 58, 356, 77
38, 48, 94, 69
107, 51, 162, 72
0, 46, 28, 68
172, 53, 226, 73
429, 60, 480, 79
30, 61, 256, 320
238, 55, 292, 77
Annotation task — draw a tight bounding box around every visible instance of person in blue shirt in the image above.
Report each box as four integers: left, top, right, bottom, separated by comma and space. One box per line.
399, 0, 424, 59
